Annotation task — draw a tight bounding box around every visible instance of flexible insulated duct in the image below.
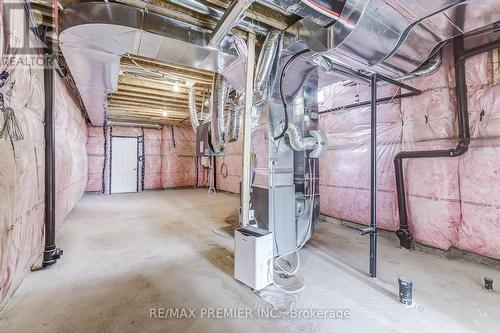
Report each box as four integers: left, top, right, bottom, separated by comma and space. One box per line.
286, 123, 317, 151
226, 92, 244, 142
254, 29, 282, 105
188, 87, 199, 131
210, 73, 231, 153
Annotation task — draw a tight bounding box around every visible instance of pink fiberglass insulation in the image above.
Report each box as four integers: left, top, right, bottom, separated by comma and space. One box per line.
86, 126, 105, 192
403, 140, 461, 250
161, 126, 198, 188
144, 129, 162, 190
216, 135, 242, 194
0, 6, 87, 305
458, 141, 500, 259
456, 82, 500, 259
86, 126, 164, 193
86, 125, 200, 193
401, 88, 457, 142
319, 41, 500, 258
54, 75, 88, 229
319, 101, 401, 231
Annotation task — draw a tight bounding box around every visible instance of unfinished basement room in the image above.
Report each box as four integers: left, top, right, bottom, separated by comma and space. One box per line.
1, 0, 500, 332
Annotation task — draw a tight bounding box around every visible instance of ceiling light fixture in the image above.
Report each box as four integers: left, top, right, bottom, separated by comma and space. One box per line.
162, 110, 168, 117
172, 82, 181, 93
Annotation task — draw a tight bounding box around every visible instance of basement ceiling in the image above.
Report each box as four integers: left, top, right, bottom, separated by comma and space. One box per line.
107, 55, 215, 125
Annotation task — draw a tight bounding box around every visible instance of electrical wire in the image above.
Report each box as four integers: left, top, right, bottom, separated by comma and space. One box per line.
125, 53, 182, 83
0, 86, 23, 142
267, 158, 316, 294
207, 156, 217, 197
220, 156, 229, 179
274, 49, 310, 140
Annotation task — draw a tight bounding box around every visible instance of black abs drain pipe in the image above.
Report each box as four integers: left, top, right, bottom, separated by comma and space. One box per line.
41, 53, 63, 268
394, 34, 471, 249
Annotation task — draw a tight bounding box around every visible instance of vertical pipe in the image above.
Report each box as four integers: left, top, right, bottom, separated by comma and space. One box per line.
369, 74, 377, 278
241, 32, 256, 227
454, 35, 470, 141
213, 155, 217, 190
42, 53, 61, 267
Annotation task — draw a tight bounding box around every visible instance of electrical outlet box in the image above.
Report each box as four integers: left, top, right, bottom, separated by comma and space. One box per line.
201, 156, 210, 167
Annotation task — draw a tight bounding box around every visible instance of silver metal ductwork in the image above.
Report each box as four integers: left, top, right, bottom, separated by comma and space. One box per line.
210, 73, 231, 153
59, 1, 250, 125
254, 29, 282, 105
273, 0, 500, 78
169, 0, 267, 36
209, 0, 256, 47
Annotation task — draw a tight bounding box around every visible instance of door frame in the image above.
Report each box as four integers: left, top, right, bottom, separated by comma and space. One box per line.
108, 127, 145, 194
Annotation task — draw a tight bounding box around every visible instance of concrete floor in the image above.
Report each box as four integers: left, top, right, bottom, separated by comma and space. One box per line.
0, 189, 499, 333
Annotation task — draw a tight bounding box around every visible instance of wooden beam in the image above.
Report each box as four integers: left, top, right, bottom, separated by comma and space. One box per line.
117, 77, 212, 98
122, 56, 214, 80
117, 82, 210, 99
108, 95, 203, 107
204, 0, 292, 30
109, 90, 206, 104
126, 53, 213, 76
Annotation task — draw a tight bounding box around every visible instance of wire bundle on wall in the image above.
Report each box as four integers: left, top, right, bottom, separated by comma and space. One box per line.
0, 84, 24, 142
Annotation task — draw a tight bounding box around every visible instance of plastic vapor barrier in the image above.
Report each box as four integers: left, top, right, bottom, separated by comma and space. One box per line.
1, 2, 87, 305
216, 135, 242, 194
161, 126, 198, 188
86, 125, 202, 192
319, 44, 500, 259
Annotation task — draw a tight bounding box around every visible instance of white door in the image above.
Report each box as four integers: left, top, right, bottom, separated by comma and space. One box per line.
111, 137, 138, 194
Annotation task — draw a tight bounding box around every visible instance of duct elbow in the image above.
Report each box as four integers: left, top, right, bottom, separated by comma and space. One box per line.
285, 123, 317, 151
286, 125, 327, 157
407, 50, 442, 78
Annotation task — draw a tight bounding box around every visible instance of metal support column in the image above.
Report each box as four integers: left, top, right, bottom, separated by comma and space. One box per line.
360, 74, 378, 277
240, 32, 256, 227
369, 74, 378, 278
